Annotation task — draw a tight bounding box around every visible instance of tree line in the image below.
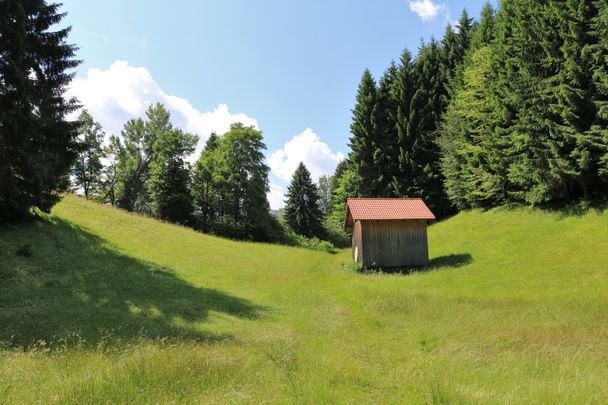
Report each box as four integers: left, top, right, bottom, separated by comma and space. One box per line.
71, 105, 284, 241
1, 0, 336, 246
72, 104, 341, 245
331, 0, 608, 222
3, 0, 606, 243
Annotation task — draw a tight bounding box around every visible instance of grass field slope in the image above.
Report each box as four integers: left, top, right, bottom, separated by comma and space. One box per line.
1, 195, 607, 403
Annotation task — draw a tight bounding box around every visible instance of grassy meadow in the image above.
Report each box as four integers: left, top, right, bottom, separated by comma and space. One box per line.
1, 194, 607, 403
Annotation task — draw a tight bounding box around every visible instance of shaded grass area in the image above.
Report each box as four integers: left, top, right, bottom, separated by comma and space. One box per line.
1, 195, 607, 403
0, 218, 261, 348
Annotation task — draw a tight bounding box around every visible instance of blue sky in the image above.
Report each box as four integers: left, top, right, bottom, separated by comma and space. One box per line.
61, 0, 493, 208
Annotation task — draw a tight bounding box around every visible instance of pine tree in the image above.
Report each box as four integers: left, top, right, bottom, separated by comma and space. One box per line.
71, 110, 105, 199
0, 1, 80, 219
284, 162, 324, 238
349, 69, 378, 196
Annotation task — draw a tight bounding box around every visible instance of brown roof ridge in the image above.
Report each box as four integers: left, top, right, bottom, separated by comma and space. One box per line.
344, 197, 435, 226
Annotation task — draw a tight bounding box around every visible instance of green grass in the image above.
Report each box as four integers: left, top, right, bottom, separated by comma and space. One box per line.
1, 195, 607, 403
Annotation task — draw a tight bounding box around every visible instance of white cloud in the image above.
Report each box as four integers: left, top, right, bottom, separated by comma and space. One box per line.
268, 128, 344, 183
408, 0, 445, 22
66, 60, 258, 159
267, 182, 286, 211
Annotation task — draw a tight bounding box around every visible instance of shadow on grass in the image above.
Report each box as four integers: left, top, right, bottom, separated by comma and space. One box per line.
0, 218, 263, 349
427, 253, 473, 269
354, 253, 473, 275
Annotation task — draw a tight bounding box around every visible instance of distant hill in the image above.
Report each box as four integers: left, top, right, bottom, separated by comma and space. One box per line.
0, 194, 606, 403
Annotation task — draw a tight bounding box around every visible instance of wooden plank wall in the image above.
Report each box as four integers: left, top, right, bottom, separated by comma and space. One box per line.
351, 220, 363, 263
361, 219, 429, 267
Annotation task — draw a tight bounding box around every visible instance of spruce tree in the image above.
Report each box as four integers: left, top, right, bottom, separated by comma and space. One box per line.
349, 69, 378, 197
439, 46, 503, 209
71, 110, 105, 199
470, 3, 495, 51
492, 0, 575, 204
374, 62, 398, 197
455, 9, 473, 62
391, 50, 416, 197
558, 0, 606, 199
593, 0, 608, 184
283, 162, 324, 238
410, 40, 454, 216
0, 1, 80, 219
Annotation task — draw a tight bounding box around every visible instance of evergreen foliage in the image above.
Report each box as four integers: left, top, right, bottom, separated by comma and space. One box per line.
349, 70, 378, 196
345, 0, 607, 217
390, 50, 416, 197
409, 40, 453, 216
594, 0, 608, 182
283, 162, 324, 238
439, 46, 503, 209
470, 3, 495, 51
0, 0, 80, 219
374, 62, 398, 197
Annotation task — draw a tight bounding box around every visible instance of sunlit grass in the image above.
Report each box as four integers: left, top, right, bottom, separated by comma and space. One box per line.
1, 194, 607, 403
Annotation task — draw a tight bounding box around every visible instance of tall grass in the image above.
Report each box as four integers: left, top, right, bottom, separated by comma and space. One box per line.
0, 195, 606, 403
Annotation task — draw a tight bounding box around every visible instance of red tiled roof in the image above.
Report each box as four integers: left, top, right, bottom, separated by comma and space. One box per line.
345, 198, 435, 221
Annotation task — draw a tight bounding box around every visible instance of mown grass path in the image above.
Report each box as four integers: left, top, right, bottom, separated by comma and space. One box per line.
1, 195, 607, 403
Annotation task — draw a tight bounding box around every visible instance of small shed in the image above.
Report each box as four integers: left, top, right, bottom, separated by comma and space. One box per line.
344, 198, 435, 268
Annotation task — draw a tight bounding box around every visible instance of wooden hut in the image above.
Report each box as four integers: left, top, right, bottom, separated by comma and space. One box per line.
344, 198, 435, 268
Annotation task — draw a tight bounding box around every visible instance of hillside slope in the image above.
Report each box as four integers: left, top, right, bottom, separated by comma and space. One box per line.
1, 195, 607, 403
